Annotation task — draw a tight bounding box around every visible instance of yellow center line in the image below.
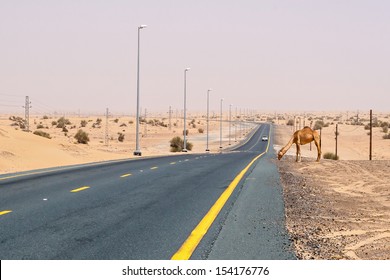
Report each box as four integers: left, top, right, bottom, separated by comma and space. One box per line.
151, 167, 158, 170
171, 126, 272, 260
0, 210, 12, 216
170, 162, 176, 165
120, 173, 132, 178
70, 186, 90, 193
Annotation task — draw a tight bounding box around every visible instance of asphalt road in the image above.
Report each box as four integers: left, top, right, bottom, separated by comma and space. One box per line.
0, 123, 294, 259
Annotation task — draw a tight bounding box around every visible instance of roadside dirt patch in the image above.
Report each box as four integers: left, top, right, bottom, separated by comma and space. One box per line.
276, 157, 390, 260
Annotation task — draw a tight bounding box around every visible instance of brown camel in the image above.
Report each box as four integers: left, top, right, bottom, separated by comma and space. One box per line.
278, 126, 321, 162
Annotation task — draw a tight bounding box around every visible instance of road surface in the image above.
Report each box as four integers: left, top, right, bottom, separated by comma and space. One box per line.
0, 123, 294, 259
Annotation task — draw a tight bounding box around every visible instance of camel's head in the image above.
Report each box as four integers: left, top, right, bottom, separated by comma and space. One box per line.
277, 150, 284, 160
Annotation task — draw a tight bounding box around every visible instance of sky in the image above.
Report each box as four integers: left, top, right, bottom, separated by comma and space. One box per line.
1, 0, 390, 115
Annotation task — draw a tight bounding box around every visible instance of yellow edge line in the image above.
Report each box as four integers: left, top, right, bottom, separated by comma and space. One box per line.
151, 167, 158, 170
171, 125, 272, 260
170, 162, 176, 165
120, 173, 132, 178
0, 210, 12, 216
70, 186, 90, 193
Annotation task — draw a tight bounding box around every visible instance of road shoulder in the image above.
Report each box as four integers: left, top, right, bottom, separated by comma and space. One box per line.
207, 153, 296, 259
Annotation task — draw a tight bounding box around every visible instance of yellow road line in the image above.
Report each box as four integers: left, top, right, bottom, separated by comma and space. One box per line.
120, 173, 132, 178
70, 186, 90, 193
170, 162, 176, 165
171, 125, 272, 260
0, 210, 12, 216
150, 167, 158, 170
171, 151, 266, 260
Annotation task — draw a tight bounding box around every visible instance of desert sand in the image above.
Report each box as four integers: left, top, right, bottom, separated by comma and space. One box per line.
0, 113, 255, 174
274, 115, 390, 260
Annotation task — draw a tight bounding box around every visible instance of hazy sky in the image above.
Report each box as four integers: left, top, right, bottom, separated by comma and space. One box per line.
1, 0, 389, 115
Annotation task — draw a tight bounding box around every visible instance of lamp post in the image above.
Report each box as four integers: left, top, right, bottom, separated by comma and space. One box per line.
183, 68, 190, 152
219, 98, 224, 150
206, 89, 212, 152
134, 24, 147, 156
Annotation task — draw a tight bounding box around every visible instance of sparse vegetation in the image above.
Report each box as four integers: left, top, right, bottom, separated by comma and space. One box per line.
170, 136, 193, 152
74, 129, 90, 144
323, 152, 339, 160
198, 128, 204, 133
33, 130, 51, 139
118, 133, 125, 142
80, 120, 88, 127
383, 133, 390, 140
36, 124, 44, 129
313, 120, 329, 130
56, 117, 71, 128
9, 116, 26, 129
287, 119, 294, 126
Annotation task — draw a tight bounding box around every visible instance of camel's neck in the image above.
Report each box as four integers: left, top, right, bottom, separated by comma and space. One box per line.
280, 136, 295, 155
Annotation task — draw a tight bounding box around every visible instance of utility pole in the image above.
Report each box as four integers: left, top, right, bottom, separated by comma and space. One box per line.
335, 124, 339, 159
144, 108, 147, 138
169, 106, 172, 131
23, 96, 31, 132
235, 106, 237, 142
229, 104, 232, 145
105, 108, 110, 146
369, 109, 373, 160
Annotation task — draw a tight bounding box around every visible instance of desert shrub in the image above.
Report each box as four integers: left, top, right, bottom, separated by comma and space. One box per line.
120, 123, 127, 127
286, 119, 294, 126
80, 120, 88, 127
37, 124, 44, 129
114, 118, 119, 123
198, 128, 204, 133
183, 129, 189, 136
382, 126, 388, 133
129, 120, 134, 124
383, 133, 390, 139
170, 136, 193, 152
74, 129, 89, 144
314, 121, 329, 130
62, 126, 68, 133
43, 115, 49, 119
33, 130, 51, 139
51, 121, 57, 126
96, 118, 102, 125
323, 152, 339, 160
118, 132, 125, 142
56, 117, 71, 128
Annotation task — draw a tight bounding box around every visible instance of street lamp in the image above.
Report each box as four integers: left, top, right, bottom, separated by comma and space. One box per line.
183, 67, 190, 152
219, 98, 224, 150
134, 24, 147, 156
206, 89, 212, 152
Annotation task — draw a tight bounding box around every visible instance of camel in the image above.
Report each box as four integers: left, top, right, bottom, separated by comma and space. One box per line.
278, 126, 321, 162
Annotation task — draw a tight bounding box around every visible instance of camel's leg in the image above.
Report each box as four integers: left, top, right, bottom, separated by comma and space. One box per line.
314, 137, 321, 161
296, 143, 301, 162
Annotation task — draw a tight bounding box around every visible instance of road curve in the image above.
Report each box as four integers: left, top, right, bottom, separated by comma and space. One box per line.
0, 123, 290, 259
